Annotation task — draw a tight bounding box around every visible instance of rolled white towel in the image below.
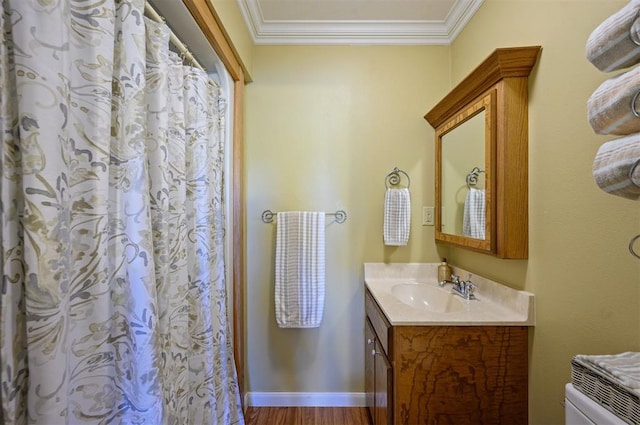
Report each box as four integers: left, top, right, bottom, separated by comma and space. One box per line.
586, 0, 640, 72
587, 65, 640, 135
593, 133, 640, 200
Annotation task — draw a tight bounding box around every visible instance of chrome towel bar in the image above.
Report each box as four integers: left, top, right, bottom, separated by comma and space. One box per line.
261, 209, 347, 224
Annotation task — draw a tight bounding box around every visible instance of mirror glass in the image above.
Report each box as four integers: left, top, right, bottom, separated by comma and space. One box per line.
441, 111, 485, 238
435, 91, 494, 253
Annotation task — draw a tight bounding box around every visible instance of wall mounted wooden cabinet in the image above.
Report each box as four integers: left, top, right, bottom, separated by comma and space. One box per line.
425, 46, 541, 259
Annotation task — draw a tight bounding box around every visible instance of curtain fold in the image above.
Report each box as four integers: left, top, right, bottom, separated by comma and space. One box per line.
1, 1, 243, 424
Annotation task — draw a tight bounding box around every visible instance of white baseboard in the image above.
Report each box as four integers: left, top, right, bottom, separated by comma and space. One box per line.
245, 392, 366, 407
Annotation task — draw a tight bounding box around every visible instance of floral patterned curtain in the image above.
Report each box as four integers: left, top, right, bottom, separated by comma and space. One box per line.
0, 1, 244, 424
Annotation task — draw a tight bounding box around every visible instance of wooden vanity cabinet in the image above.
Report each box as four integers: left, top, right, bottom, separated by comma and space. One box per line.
365, 288, 529, 424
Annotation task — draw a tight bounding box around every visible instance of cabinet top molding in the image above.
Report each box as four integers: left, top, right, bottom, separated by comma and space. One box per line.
424, 46, 541, 129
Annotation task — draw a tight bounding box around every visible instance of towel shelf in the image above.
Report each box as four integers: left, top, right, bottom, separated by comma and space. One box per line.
262, 209, 347, 224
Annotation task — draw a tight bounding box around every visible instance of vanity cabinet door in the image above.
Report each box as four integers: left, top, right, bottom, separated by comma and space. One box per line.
365, 289, 393, 424
373, 339, 392, 425
364, 319, 376, 421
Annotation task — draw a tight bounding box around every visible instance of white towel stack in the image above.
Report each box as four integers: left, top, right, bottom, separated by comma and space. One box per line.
574, 352, 640, 396
383, 188, 411, 246
463, 188, 486, 239
587, 1, 640, 200
275, 211, 325, 328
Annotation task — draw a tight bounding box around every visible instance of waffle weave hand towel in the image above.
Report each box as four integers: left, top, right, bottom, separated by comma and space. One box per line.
383, 188, 411, 246
586, 0, 640, 72
275, 211, 325, 328
593, 133, 640, 200
463, 188, 486, 239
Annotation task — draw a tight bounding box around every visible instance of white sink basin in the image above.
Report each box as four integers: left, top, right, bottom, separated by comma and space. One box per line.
364, 263, 536, 325
391, 283, 464, 313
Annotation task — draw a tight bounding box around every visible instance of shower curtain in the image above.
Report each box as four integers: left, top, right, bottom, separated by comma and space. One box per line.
0, 0, 244, 424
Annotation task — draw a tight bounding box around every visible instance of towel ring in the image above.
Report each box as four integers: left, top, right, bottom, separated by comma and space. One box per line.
262, 210, 275, 223
629, 233, 640, 259
631, 90, 640, 118
385, 167, 410, 189
631, 8, 640, 46
466, 167, 485, 189
628, 158, 640, 188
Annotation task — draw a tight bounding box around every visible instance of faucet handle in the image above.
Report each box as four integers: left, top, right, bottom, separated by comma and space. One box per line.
466, 282, 476, 296
451, 274, 460, 284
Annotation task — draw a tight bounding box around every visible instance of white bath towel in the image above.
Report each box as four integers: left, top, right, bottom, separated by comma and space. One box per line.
587, 64, 640, 135
463, 188, 486, 239
275, 211, 325, 328
593, 133, 640, 200
383, 188, 411, 246
574, 352, 640, 396
586, 0, 640, 72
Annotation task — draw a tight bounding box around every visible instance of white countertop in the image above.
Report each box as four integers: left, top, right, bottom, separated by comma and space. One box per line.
364, 263, 535, 326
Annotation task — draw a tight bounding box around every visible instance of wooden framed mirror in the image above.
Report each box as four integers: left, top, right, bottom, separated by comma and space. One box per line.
435, 90, 496, 254
425, 46, 541, 259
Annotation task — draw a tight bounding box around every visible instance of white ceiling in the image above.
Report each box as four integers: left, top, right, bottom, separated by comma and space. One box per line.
236, 0, 484, 45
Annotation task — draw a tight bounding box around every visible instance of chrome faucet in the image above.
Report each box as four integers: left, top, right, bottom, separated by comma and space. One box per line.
439, 273, 460, 287
439, 273, 476, 300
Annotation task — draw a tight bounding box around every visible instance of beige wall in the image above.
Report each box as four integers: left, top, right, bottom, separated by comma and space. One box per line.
217, 0, 640, 423
208, 0, 254, 78
449, 0, 640, 423
244, 45, 448, 393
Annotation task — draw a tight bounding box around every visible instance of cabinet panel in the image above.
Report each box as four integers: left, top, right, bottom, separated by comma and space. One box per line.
374, 340, 392, 425
364, 319, 375, 421
365, 291, 390, 353
393, 325, 528, 424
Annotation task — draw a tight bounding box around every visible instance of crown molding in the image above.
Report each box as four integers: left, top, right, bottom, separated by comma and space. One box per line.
425, 46, 542, 128
237, 0, 484, 45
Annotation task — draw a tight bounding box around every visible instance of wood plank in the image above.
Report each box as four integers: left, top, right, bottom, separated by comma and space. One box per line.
299, 407, 317, 425
346, 406, 371, 424
244, 407, 370, 425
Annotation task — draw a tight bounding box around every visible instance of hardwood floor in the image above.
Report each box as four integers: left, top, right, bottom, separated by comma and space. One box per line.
244, 407, 370, 425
